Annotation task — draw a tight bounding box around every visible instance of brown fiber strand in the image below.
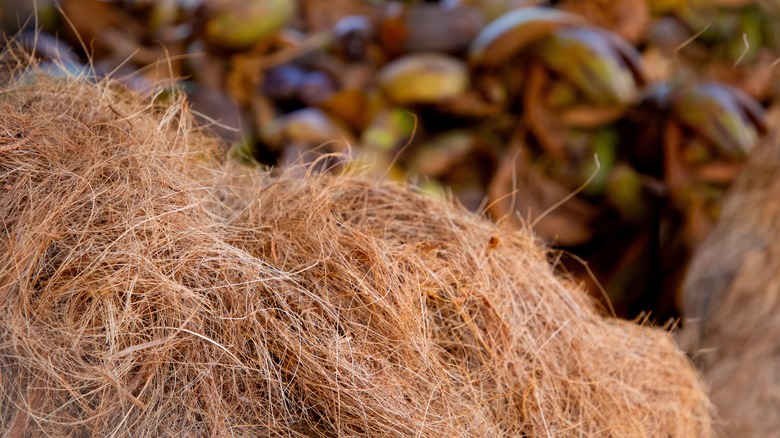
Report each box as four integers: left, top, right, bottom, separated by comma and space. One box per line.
0, 55, 712, 436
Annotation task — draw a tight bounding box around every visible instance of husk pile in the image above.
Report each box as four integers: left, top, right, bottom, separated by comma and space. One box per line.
680, 131, 780, 437
0, 65, 712, 436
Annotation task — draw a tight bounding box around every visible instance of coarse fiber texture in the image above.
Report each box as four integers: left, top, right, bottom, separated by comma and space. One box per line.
0, 67, 712, 436
680, 131, 780, 437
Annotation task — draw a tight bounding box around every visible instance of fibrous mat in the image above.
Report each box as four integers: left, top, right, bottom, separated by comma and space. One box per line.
0, 62, 712, 436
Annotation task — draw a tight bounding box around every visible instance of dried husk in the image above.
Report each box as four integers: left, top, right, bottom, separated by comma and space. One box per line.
0, 61, 712, 436
680, 131, 780, 437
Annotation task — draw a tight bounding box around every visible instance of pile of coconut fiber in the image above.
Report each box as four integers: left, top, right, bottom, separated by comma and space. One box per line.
0, 62, 712, 436
680, 130, 780, 437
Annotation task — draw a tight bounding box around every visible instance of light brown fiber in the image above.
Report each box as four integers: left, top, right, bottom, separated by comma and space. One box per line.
0, 60, 711, 436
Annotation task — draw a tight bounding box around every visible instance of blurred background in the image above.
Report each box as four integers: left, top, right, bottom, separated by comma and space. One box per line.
2, 0, 777, 322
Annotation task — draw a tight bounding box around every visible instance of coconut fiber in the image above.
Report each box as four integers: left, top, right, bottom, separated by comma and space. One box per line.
0, 63, 712, 436
680, 130, 780, 437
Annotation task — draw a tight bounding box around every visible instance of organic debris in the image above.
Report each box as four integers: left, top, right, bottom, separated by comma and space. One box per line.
8, 0, 776, 319
0, 65, 712, 435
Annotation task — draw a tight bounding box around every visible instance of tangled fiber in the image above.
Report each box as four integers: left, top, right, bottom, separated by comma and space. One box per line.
680, 131, 780, 437
0, 62, 712, 436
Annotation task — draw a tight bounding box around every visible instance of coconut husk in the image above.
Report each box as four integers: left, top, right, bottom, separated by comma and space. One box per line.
0, 61, 712, 436
680, 131, 780, 437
